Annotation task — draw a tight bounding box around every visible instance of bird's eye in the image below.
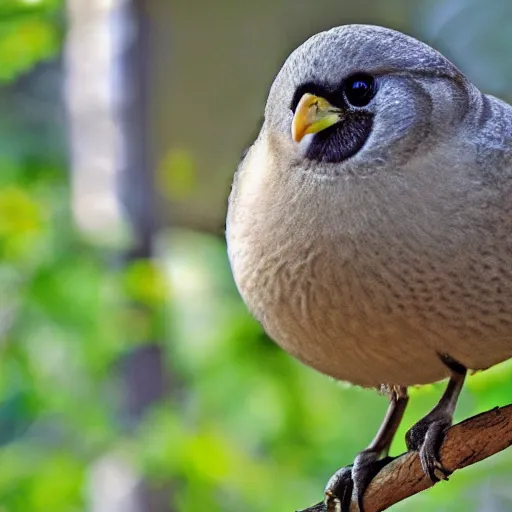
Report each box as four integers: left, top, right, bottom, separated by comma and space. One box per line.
343, 74, 376, 108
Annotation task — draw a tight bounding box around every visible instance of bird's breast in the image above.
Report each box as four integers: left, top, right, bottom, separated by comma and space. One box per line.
227, 152, 512, 387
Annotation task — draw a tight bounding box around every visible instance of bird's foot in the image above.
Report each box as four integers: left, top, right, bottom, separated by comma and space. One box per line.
324, 451, 394, 512
405, 414, 452, 482
324, 465, 353, 512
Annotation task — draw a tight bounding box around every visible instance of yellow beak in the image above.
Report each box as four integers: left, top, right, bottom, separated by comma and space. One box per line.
291, 93, 343, 142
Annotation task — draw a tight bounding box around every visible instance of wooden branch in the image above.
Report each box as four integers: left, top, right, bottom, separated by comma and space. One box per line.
298, 404, 512, 512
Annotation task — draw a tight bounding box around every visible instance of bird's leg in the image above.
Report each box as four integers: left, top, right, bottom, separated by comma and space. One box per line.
405, 354, 467, 483
324, 386, 409, 512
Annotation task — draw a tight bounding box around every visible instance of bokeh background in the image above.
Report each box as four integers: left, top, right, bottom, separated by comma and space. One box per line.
2, 0, 512, 511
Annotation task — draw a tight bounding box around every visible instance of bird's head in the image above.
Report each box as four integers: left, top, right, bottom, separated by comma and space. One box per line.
263, 25, 474, 175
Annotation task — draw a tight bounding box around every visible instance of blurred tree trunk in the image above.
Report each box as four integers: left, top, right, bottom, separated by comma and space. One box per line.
65, 0, 173, 511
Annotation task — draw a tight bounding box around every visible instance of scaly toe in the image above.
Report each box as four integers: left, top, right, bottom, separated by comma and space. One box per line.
324, 453, 395, 512
353, 452, 395, 511
408, 418, 451, 483
324, 465, 353, 512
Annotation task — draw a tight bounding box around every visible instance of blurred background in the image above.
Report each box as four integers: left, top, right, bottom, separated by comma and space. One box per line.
1, 0, 512, 511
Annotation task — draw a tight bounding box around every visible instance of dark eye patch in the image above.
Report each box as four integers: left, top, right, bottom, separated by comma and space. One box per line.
305, 113, 373, 163
290, 74, 376, 164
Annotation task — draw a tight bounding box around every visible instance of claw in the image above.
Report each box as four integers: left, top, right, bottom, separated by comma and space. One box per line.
324, 455, 396, 512
424, 453, 451, 483
324, 465, 353, 512
407, 416, 450, 482
433, 462, 451, 482
406, 354, 466, 483
324, 491, 342, 512
323, 388, 409, 512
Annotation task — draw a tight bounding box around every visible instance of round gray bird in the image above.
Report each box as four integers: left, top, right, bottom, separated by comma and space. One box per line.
226, 24, 512, 511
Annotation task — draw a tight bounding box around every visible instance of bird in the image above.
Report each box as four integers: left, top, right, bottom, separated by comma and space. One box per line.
225, 24, 512, 512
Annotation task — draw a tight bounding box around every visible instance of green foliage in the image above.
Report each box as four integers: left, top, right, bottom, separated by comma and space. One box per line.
0, 0, 62, 82
0, 161, 127, 509
0, 3, 119, 509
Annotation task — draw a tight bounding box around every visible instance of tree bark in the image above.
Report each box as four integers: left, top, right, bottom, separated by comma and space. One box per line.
299, 404, 512, 512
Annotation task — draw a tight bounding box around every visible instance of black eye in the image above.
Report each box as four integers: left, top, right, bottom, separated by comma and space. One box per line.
343, 73, 376, 108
